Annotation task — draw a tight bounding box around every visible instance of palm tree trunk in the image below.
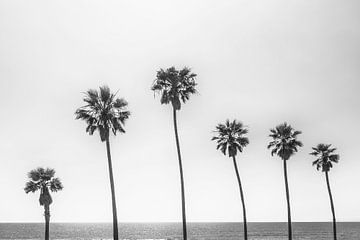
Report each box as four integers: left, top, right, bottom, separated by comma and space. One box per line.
325, 171, 337, 240
232, 156, 248, 240
283, 159, 292, 240
106, 137, 119, 240
173, 108, 187, 240
44, 204, 50, 240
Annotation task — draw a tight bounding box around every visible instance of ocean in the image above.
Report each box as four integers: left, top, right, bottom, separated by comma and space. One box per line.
0, 222, 359, 240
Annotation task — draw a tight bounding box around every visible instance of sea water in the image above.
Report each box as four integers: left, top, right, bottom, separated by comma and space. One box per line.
0, 222, 359, 240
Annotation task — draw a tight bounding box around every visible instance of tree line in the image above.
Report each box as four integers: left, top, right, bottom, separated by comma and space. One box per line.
24, 66, 340, 240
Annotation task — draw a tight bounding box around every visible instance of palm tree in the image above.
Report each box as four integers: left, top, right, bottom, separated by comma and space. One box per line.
267, 123, 302, 240
151, 66, 197, 240
212, 119, 250, 240
310, 143, 340, 240
75, 86, 130, 240
24, 167, 63, 240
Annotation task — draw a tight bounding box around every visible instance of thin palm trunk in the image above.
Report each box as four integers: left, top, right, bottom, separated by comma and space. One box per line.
283, 159, 292, 240
44, 205, 50, 240
106, 137, 119, 240
232, 156, 248, 240
325, 171, 337, 240
173, 108, 187, 240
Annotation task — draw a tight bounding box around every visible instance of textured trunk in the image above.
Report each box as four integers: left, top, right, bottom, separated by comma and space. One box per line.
44, 204, 50, 240
173, 108, 187, 240
283, 159, 292, 240
106, 137, 119, 240
326, 171, 337, 240
232, 156, 248, 240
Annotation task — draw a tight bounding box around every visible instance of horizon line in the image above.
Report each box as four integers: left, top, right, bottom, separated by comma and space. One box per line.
1, 221, 359, 224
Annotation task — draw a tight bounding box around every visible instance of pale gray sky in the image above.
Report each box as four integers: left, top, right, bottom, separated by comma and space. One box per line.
0, 0, 359, 223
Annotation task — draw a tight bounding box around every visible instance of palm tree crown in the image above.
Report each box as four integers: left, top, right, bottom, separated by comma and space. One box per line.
151, 66, 197, 110
24, 167, 63, 206
268, 122, 303, 160
75, 86, 130, 142
310, 144, 339, 172
212, 120, 249, 157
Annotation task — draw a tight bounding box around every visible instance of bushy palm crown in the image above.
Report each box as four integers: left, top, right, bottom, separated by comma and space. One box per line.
268, 123, 303, 160
24, 167, 63, 206
75, 86, 130, 142
212, 120, 249, 157
151, 67, 197, 110
310, 144, 339, 172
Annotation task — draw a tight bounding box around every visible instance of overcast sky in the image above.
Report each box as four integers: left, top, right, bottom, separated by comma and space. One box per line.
0, 0, 359, 223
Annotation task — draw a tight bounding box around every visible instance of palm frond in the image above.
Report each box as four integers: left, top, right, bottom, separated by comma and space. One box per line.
310, 143, 340, 172
49, 178, 64, 192
75, 86, 130, 142
113, 98, 128, 109
24, 181, 41, 193
99, 86, 111, 104
212, 119, 249, 157
151, 66, 197, 110
25, 167, 63, 205
27, 168, 42, 182
267, 122, 302, 161
44, 168, 55, 180
329, 154, 339, 163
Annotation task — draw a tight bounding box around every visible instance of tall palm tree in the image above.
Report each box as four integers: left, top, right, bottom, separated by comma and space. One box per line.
267, 122, 302, 240
151, 66, 197, 240
24, 167, 63, 240
212, 119, 250, 240
310, 143, 340, 240
75, 86, 130, 240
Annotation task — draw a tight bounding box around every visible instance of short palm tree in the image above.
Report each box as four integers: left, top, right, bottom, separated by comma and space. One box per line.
24, 167, 63, 240
267, 123, 302, 240
212, 119, 249, 240
310, 143, 340, 240
75, 86, 130, 240
151, 66, 197, 240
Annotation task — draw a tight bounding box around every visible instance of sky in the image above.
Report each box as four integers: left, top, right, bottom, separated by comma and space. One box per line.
0, 0, 359, 223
